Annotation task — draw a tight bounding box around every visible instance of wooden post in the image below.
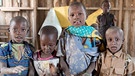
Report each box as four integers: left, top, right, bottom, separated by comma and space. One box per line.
47, 0, 53, 8
31, 0, 37, 48
123, 0, 129, 54
5, 0, 12, 25
21, 0, 30, 36
129, 11, 135, 56
114, 0, 118, 26
132, 12, 135, 57
129, 0, 135, 56
118, 0, 123, 28
77, 0, 81, 2
61, 0, 67, 6
0, 0, 6, 24
54, 0, 60, 7
82, 0, 91, 7
69, 0, 74, 4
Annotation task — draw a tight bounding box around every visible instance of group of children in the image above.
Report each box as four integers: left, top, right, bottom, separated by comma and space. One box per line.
0, 0, 134, 76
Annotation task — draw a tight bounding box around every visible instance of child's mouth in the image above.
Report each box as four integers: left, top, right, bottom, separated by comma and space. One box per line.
111, 46, 117, 50
74, 21, 81, 25
15, 36, 23, 40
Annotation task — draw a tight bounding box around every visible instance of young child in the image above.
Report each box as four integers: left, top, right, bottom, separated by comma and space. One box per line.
96, 0, 116, 41
33, 26, 70, 76
0, 16, 35, 76
58, 1, 102, 76
95, 26, 135, 76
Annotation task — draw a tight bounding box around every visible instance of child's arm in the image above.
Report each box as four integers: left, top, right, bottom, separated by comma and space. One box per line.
59, 56, 71, 76
83, 62, 95, 76
0, 62, 26, 75
28, 58, 36, 76
126, 56, 135, 76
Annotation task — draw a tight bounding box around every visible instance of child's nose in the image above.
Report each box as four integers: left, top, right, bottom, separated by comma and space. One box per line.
112, 40, 116, 44
44, 46, 50, 50
74, 14, 79, 19
16, 30, 21, 34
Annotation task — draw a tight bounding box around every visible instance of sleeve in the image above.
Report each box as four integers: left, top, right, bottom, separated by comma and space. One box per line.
0, 47, 7, 63
56, 38, 65, 57
91, 56, 98, 62
93, 54, 102, 76
127, 58, 135, 74
25, 44, 34, 59
28, 43, 36, 52
25, 42, 35, 59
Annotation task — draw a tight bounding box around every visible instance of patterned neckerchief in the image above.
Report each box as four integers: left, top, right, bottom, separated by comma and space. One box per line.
12, 44, 24, 61
66, 25, 95, 37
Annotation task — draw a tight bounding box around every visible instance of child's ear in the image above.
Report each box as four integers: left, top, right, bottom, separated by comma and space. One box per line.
106, 45, 108, 49
122, 38, 125, 44
27, 29, 29, 33
123, 39, 125, 42
27, 27, 30, 33
8, 28, 10, 32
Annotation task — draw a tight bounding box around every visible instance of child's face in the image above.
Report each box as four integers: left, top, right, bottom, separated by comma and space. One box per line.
68, 5, 86, 27
10, 21, 28, 43
40, 34, 57, 55
102, 2, 110, 13
106, 30, 124, 53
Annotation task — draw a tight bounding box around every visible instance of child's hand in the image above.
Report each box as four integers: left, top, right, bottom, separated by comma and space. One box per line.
10, 65, 26, 74
49, 63, 58, 76
1, 65, 26, 74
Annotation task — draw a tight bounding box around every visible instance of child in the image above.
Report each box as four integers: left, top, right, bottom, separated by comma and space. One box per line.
96, 0, 116, 41
58, 1, 102, 76
95, 26, 135, 76
0, 16, 35, 76
33, 26, 70, 76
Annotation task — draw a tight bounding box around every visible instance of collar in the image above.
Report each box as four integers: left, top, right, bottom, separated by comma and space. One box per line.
8, 40, 28, 52
106, 49, 122, 58
8, 40, 13, 52
66, 25, 95, 37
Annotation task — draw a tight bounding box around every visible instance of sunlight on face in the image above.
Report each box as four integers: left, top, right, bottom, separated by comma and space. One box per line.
106, 29, 124, 53
68, 5, 86, 27
10, 21, 28, 43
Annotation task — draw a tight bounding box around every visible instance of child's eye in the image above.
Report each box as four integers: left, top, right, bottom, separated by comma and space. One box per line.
13, 28, 17, 32
70, 14, 74, 17
49, 44, 54, 47
78, 13, 82, 15
22, 29, 26, 32
115, 38, 119, 41
108, 38, 112, 42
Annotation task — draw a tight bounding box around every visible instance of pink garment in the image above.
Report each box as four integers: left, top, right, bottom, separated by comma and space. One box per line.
37, 51, 53, 60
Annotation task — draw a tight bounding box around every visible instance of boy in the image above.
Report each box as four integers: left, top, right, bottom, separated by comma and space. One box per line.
95, 26, 135, 76
0, 16, 35, 76
97, 0, 116, 41
58, 1, 102, 76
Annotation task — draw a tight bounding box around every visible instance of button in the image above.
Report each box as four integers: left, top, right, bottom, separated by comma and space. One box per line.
112, 55, 115, 58
110, 66, 113, 68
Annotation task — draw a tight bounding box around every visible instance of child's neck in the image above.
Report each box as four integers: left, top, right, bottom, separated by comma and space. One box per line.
40, 52, 53, 58
11, 40, 24, 44
103, 11, 109, 14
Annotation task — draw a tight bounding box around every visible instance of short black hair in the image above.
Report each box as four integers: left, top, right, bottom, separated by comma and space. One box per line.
10, 16, 29, 28
40, 26, 58, 39
101, 0, 110, 5
69, 1, 86, 13
106, 26, 124, 40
